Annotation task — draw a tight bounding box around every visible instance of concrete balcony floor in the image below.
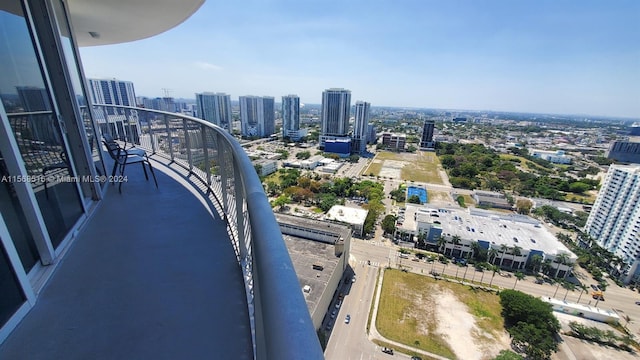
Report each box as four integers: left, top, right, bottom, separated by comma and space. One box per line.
0, 159, 253, 359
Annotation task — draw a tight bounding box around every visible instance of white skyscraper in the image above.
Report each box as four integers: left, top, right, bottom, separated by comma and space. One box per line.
352, 101, 370, 154
282, 95, 300, 140
320, 88, 351, 148
195, 92, 232, 130
88, 78, 139, 140
239, 96, 275, 138
585, 164, 640, 283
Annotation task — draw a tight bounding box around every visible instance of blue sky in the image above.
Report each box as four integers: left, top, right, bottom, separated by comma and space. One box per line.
79, 0, 640, 118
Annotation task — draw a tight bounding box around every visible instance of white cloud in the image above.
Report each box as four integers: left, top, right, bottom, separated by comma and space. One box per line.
194, 61, 223, 71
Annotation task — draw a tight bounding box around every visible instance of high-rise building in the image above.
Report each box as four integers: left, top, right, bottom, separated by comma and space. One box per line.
367, 124, 377, 144
585, 165, 640, 283
195, 92, 232, 130
239, 96, 275, 138
281, 95, 300, 140
420, 120, 435, 149
88, 78, 139, 140
88, 78, 137, 110
352, 101, 370, 153
320, 88, 351, 148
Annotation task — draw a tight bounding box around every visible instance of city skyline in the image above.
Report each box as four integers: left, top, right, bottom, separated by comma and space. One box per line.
79, 1, 639, 119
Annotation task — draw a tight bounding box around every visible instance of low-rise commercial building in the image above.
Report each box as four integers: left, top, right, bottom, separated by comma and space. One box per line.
395, 205, 576, 276
275, 214, 351, 330
529, 149, 572, 164
325, 205, 369, 237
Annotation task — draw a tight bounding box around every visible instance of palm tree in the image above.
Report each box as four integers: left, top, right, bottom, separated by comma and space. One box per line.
499, 244, 508, 268
511, 246, 522, 270
436, 235, 447, 255
488, 248, 499, 265
541, 259, 552, 275
451, 235, 462, 258
563, 282, 576, 301
554, 253, 570, 278
530, 254, 543, 274
553, 279, 564, 298
488, 265, 499, 287
576, 284, 588, 304
462, 265, 469, 282
513, 271, 525, 290
470, 242, 481, 261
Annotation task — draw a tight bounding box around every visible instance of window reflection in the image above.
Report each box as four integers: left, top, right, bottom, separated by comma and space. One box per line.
1, 2, 83, 248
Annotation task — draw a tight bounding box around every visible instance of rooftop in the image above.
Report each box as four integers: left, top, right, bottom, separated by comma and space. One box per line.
402, 204, 573, 256
282, 234, 340, 317
326, 205, 368, 226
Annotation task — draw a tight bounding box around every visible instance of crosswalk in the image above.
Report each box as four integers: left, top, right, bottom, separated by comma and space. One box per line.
357, 260, 381, 267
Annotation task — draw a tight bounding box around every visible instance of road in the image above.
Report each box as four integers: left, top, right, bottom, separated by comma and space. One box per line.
324, 253, 382, 360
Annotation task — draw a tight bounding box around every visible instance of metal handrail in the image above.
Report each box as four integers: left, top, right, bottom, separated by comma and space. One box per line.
91, 104, 323, 360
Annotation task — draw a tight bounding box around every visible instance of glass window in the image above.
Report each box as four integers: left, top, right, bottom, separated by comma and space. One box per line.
0, 1, 83, 249
52, 0, 106, 193
0, 152, 38, 272
0, 241, 26, 327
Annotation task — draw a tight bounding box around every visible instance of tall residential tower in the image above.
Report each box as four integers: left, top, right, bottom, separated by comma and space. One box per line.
195, 92, 232, 130
239, 96, 275, 138
352, 101, 370, 153
320, 88, 351, 148
585, 164, 640, 283
420, 120, 435, 149
281, 95, 301, 140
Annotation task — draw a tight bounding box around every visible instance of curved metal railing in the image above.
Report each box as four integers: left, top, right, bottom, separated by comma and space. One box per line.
92, 105, 323, 360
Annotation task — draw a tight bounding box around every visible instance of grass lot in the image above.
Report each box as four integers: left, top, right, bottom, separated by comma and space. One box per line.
461, 194, 475, 206
363, 151, 444, 184
427, 190, 451, 203
363, 161, 383, 176
402, 151, 443, 184
376, 269, 505, 359
565, 193, 596, 204
499, 154, 540, 173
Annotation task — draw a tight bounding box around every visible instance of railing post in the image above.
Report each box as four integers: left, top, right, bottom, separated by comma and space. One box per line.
163, 114, 174, 161
146, 112, 156, 154
234, 158, 247, 260
200, 124, 211, 187
217, 132, 230, 216
183, 118, 193, 171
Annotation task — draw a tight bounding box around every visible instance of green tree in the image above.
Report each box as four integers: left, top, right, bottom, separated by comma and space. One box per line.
272, 194, 290, 211
513, 271, 525, 290
499, 290, 560, 360
408, 195, 421, 204
381, 214, 397, 234
515, 199, 533, 214
296, 150, 311, 160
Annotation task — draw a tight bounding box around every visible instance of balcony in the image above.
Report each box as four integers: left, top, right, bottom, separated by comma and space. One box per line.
0, 106, 323, 359
0, 159, 253, 358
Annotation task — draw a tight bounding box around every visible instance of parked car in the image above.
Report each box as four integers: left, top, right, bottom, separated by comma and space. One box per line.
381, 347, 394, 355
345, 314, 351, 324
411, 357, 422, 360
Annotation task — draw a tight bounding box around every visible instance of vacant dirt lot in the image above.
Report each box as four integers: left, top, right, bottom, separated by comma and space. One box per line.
377, 270, 510, 359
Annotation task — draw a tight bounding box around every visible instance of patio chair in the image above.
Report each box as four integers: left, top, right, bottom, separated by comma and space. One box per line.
102, 133, 147, 177
102, 140, 158, 193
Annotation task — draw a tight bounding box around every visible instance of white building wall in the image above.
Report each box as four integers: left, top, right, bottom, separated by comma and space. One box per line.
585, 165, 640, 282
